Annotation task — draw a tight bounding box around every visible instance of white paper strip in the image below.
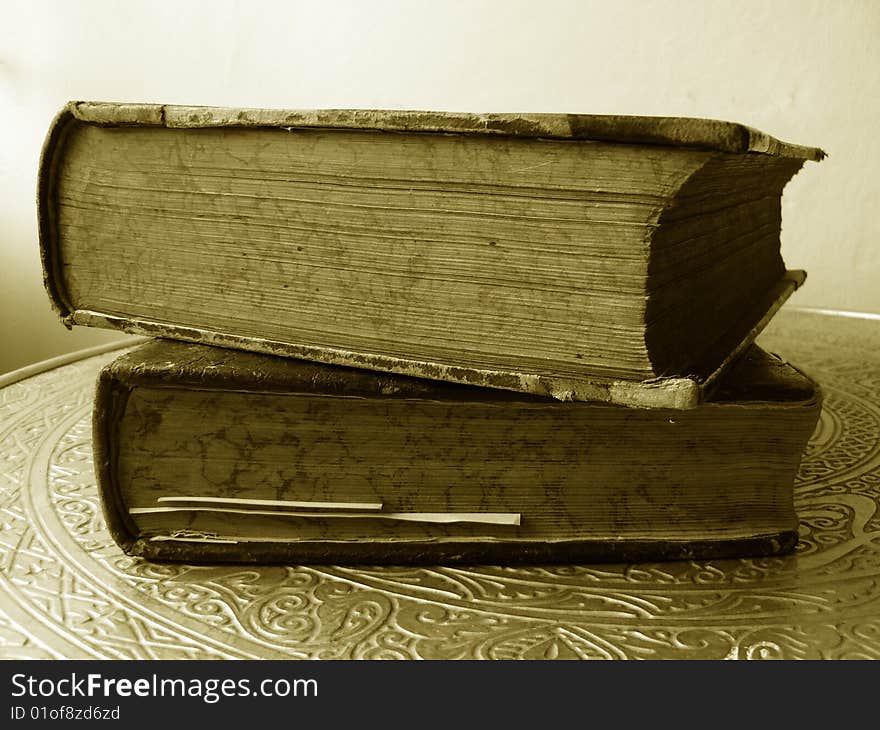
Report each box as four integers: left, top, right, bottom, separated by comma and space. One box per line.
131, 505, 521, 526
157, 495, 383, 510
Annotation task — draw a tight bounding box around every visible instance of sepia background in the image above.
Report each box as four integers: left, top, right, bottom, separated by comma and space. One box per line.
2, 0, 878, 374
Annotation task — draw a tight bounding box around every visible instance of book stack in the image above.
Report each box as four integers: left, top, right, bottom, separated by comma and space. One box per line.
39, 102, 825, 563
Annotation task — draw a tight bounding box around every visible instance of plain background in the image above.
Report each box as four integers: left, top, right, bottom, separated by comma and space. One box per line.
2, 0, 878, 374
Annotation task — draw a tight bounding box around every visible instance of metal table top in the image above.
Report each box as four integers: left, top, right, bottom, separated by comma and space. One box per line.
1, 308, 878, 659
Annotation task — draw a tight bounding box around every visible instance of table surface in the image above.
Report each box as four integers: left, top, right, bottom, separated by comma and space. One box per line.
1, 309, 879, 660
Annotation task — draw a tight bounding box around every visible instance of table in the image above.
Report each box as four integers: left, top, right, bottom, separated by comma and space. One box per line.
1, 309, 878, 659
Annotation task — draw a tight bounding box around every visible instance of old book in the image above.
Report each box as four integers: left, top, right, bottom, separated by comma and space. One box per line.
42, 102, 824, 408
94, 339, 821, 564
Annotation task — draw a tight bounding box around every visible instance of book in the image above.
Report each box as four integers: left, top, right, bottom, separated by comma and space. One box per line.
93, 339, 821, 564
41, 102, 824, 408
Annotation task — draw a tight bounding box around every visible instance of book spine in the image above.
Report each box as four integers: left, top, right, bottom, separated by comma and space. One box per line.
37, 105, 77, 322
92, 368, 140, 554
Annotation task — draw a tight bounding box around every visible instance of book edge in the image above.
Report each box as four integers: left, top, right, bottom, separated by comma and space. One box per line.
71, 312, 696, 407
66, 101, 826, 161
106, 340, 823, 411
123, 531, 800, 564
64, 271, 803, 410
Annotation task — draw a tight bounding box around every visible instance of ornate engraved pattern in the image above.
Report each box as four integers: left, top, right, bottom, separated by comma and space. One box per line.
1, 309, 880, 659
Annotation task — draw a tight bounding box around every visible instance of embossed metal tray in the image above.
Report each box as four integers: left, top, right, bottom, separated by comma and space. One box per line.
1, 309, 878, 659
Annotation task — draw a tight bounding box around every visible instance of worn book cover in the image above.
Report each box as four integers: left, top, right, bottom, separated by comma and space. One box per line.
93, 339, 822, 564
41, 102, 823, 408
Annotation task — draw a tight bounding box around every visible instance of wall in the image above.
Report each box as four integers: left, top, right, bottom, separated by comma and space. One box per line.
2, 0, 878, 373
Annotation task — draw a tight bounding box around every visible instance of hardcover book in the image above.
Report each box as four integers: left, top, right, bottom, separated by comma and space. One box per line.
93, 339, 822, 564
41, 102, 823, 408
